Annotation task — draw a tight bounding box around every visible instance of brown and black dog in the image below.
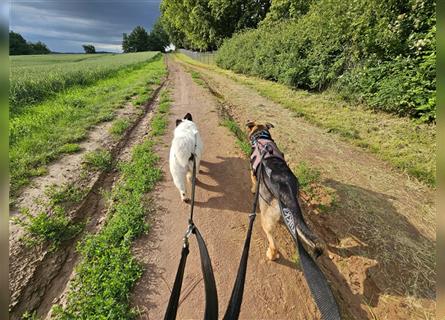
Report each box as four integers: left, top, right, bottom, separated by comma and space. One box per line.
246, 120, 323, 261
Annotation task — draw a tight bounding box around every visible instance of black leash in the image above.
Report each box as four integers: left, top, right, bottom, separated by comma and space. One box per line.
164, 153, 218, 320
223, 150, 267, 320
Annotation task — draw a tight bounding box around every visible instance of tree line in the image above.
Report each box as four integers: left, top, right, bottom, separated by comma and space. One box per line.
9, 31, 51, 55
160, 0, 270, 51
122, 21, 169, 53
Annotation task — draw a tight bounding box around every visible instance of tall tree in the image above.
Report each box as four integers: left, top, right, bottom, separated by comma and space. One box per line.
29, 41, 50, 54
9, 31, 31, 55
122, 26, 150, 52
160, 0, 271, 51
148, 20, 170, 51
82, 44, 96, 53
9, 31, 51, 55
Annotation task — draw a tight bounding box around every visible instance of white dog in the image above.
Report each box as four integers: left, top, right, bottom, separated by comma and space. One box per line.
169, 113, 203, 202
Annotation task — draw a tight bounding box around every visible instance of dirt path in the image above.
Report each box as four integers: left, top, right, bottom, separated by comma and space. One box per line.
131, 58, 322, 319
172, 57, 435, 319
131, 56, 435, 320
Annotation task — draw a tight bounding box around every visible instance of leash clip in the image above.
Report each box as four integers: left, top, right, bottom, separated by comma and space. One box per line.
183, 223, 195, 247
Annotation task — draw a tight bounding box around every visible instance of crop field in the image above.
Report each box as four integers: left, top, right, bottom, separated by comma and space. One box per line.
10, 52, 159, 115
9, 52, 165, 196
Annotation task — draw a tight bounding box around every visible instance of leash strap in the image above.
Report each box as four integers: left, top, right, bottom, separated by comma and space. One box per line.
164, 244, 190, 320
297, 238, 340, 320
278, 198, 341, 319
164, 152, 218, 320
223, 151, 267, 320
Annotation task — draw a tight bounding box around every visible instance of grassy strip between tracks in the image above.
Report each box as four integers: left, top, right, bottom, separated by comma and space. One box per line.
53, 89, 171, 319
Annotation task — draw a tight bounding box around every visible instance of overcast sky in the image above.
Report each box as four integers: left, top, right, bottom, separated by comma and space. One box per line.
10, 0, 162, 53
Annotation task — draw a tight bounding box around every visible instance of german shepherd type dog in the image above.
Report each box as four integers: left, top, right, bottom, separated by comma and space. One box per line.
246, 121, 323, 261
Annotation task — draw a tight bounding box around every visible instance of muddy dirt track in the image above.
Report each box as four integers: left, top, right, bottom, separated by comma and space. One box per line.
131, 56, 435, 319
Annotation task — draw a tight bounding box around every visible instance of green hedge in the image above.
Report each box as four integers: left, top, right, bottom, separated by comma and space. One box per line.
216, 0, 435, 122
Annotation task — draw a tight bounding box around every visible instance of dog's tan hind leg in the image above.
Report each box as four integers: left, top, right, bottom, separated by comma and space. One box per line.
259, 198, 281, 261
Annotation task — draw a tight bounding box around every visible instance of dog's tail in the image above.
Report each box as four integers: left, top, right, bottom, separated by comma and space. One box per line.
278, 184, 324, 256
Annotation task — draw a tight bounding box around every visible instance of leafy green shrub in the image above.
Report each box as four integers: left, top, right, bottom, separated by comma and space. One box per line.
83, 149, 112, 171
216, 0, 436, 122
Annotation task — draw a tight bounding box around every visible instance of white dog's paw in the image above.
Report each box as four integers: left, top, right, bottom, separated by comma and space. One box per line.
181, 193, 190, 203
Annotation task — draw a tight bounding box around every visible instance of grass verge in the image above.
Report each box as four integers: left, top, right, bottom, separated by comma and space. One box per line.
216, 104, 251, 157
175, 53, 436, 187
52, 89, 171, 319
10, 55, 166, 196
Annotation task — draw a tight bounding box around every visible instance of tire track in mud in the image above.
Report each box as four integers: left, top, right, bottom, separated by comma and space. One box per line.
9, 79, 168, 320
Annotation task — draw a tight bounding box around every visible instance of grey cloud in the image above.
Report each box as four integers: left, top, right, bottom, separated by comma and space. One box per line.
10, 0, 161, 52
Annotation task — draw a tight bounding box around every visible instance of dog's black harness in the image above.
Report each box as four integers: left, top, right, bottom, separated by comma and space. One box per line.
250, 130, 284, 176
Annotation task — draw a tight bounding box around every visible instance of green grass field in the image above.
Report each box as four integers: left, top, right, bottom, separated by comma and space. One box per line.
10, 52, 159, 115
10, 53, 166, 196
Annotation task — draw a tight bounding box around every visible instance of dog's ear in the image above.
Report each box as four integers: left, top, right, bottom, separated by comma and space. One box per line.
184, 113, 193, 121
246, 120, 255, 130
265, 122, 274, 129
176, 119, 182, 127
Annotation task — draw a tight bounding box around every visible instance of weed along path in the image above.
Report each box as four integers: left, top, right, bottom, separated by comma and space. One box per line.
131, 57, 320, 319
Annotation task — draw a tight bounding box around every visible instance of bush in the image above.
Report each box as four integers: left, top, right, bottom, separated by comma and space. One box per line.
216, 0, 436, 122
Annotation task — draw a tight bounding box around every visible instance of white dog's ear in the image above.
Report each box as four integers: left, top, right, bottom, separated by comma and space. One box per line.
184, 113, 193, 121
246, 120, 255, 129
175, 119, 182, 127
265, 123, 274, 129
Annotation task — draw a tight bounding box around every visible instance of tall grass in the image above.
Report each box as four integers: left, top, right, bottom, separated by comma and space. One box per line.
10, 52, 160, 115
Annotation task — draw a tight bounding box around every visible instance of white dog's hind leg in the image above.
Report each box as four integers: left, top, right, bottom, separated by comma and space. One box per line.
171, 167, 189, 202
